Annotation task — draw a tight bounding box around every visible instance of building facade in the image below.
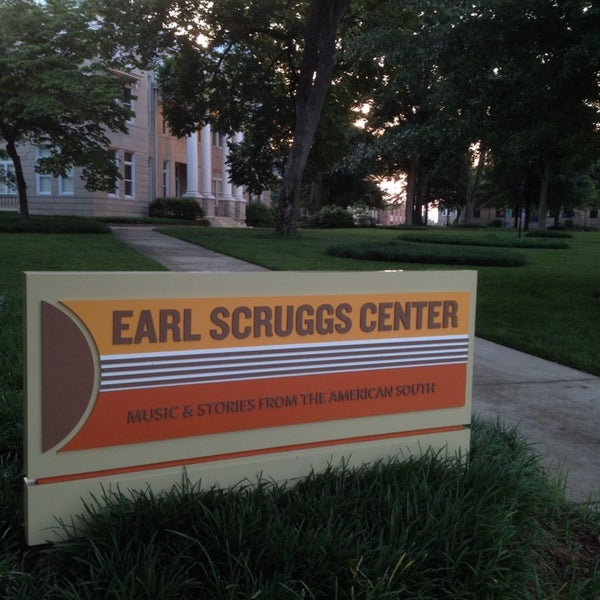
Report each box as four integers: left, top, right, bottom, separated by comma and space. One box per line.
0, 71, 250, 224
466, 206, 600, 230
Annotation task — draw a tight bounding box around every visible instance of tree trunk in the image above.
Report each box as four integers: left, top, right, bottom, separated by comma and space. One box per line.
461, 147, 486, 226
461, 157, 475, 226
404, 160, 418, 226
310, 172, 323, 212
414, 175, 425, 226
5, 139, 29, 224
537, 162, 550, 231
275, 0, 350, 235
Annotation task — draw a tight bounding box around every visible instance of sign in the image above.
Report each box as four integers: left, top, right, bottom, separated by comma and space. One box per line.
24, 271, 476, 545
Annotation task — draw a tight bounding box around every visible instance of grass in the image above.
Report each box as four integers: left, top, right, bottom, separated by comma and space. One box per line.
326, 239, 527, 266
0, 234, 165, 295
395, 230, 571, 248
0, 218, 599, 597
159, 226, 600, 376
3, 420, 600, 599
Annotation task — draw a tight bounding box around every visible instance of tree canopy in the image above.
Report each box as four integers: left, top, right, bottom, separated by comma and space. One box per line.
159, 0, 353, 234
0, 0, 140, 222
348, 0, 600, 227
2, 0, 598, 229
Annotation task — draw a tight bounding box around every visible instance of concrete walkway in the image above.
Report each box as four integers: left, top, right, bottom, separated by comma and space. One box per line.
111, 226, 600, 504
111, 225, 268, 272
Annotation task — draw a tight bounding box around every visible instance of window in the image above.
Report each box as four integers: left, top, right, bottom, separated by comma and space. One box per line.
35, 147, 52, 195
212, 132, 225, 147
123, 152, 135, 197
107, 150, 119, 196
212, 176, 223, 198
162, 161, 170, 197
590, 209, 598, 219
175, 162, 187, 197
123, 84, 136, 123
58, 167, 74, 195
0, 161, 16, 195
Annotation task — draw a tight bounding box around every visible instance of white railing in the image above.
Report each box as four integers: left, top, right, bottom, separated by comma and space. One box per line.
0, 195, 18, 209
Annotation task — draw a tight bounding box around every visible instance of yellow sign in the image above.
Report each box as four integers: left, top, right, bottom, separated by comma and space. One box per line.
25, 271, 476, 545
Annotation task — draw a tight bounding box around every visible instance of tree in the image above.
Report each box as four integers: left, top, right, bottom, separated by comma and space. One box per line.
457, 0, 600, 229
349, 0, 480, 225
0, 0, 136, 223
159, 0, 352, 235
349, 0, 600, 228
548, 171, 599, 225
275, 0, 351, 234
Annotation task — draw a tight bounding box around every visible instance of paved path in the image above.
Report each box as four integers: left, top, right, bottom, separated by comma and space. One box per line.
111, 226, 600, 504
111, 225, 268, 272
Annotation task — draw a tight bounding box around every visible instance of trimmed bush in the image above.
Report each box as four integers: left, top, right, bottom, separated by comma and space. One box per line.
397, 232, 569, 249
526, 229, 573, 239
309, 205, 354, 228
0, 214, 109, 234
149, 197, 204, 221
327, 240, 527, 266
245, 202, 275, 227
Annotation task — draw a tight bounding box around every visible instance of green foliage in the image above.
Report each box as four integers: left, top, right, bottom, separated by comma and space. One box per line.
526, 229, 573, 239
158, 1, 303, 193
1, 421, 594, 598
316, 171, 384, 210
245, 202, 275, 228
0, 294, 22, 393
159, 0, 356, 234
0, 228, 599, 596
0, 233, 163, 295
0, 214, 109, 234
396, 231, 570, 249
157, 226, 600, 373
349, 0, 600, 225
309, 205, 354, 228
148, 197, 205, 221
0, 0, 153, 221
0, 293, 24, 571
327, 240, 527, 266
353, 203, 378, 228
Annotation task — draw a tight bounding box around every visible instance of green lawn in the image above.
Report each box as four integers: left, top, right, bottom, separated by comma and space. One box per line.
0, 232, 165, 294
0, 223, 599, 597
159, 226, 600, 376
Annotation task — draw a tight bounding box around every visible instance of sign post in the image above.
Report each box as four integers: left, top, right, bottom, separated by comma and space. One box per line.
25, 271, 476, 545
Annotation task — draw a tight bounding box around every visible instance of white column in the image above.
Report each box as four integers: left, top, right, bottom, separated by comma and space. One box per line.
222, 136, 234, 201
183, 132, 200, 198
233, 131, 245, 202
200, 123, 213, 200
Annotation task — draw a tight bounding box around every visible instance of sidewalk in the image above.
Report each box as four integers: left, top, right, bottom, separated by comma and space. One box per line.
111, 226, 600, 504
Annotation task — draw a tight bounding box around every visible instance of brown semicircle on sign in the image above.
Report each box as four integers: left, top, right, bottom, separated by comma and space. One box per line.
42, 301, 96, 452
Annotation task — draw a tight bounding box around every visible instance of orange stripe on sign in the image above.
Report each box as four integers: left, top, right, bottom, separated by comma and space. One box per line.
36, 425, 465, 486
59, 364, 467, 452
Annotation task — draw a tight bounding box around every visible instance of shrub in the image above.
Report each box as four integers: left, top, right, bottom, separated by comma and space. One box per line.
489, 218, 504, 228
327, 240, 527, 266
353, 203, 378, 228
0, 214, 109, 234
398, 232, 570, 249
309, 205, 354, 228
245, 202, 275, 227
526, 229, 573, 239
149, 197, 204, 221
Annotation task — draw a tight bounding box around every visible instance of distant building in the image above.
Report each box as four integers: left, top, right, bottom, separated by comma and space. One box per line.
0, 71, 255, 224
468, 206, 600, 229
